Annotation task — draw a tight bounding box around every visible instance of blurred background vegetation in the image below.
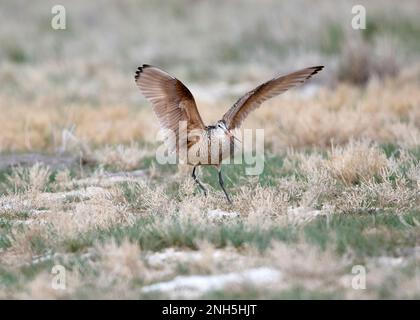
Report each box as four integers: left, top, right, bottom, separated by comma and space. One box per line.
1, 0, 420, 100
0, 0, 419, 152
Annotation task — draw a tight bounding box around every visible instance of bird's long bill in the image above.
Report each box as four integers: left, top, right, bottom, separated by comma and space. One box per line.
225, 129, 241, 143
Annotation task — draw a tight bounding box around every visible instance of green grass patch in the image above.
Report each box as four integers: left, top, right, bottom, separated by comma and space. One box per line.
203, 153, 287, 190
380, 143, 400, 158
0, 217, 16, 250
303, 210, 420, 257
320, 22, 344, 55
60, 209, 420, 258
62, 215, 297, 254
357, 14, 420, 53
0, 267, 19, 288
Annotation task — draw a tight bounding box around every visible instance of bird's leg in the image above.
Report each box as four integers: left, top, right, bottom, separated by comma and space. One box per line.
192, 165, 207, 196
218, 167, 232, 204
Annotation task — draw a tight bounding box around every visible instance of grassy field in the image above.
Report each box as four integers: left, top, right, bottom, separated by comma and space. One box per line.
0, 0, 419, 299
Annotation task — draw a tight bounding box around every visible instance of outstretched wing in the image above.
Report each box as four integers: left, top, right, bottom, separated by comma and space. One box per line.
135, 64, 205, 152
222, 66, 324, 129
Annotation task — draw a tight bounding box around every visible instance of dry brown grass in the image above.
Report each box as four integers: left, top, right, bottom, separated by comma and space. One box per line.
3, 163, 51, 194
93, 143, 154, 171
1, 67, 420, 153
0, 101, 157, 152
327, 141, 387, 186
0, 167, 418, 298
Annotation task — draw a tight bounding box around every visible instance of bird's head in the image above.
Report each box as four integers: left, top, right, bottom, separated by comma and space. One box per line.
215, 120, 228, 135
216, 120, 239, 141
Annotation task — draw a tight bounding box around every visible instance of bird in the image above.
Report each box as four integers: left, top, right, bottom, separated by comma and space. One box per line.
134, 64, 323, 203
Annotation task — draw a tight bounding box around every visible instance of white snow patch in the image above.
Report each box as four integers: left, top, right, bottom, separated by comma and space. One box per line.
36, 186, 107, 203
207, 209, 239, 219
12, 219, 35, 225
146, 248, 239, 268
2, 203, 13, 211
29, 209, 50, 215
142, 267, 281, 297
146, 248, 203, 266
70, 175, 143, 188
374, 256, 407, 268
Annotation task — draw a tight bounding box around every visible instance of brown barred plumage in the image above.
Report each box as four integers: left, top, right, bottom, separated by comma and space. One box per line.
135, 64, 324, 202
